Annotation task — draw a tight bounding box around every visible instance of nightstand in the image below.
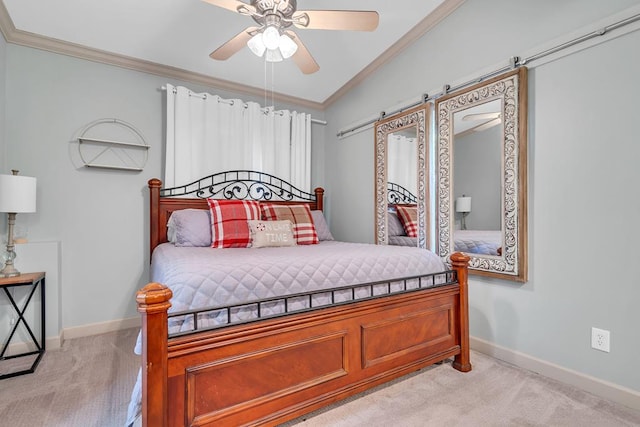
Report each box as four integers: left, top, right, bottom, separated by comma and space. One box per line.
0, 272, 45, 379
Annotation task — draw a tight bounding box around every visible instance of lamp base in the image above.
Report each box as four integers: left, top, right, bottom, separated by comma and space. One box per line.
2, 212, 21, 277
0, 264, 21, 278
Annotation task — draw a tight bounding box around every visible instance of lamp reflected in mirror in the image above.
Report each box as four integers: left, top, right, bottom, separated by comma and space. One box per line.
456, 196, 471, 230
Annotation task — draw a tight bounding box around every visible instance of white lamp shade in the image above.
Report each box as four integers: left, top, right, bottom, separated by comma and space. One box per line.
456, 196, 471, 213
247, 33, 266, 57
0, 174, 37, 213
279, 33, 298, 59
265, 48, 283, 62
262, 26, 280, 50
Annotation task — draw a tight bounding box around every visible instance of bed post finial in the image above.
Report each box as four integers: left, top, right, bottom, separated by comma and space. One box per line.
137, 283, 172, 427
149, 179, 163, 260
314, 187, 324, 211
450, 252, 472, 373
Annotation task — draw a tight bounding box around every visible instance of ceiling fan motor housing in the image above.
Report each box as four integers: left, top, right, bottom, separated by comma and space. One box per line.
253, 0, 296, 18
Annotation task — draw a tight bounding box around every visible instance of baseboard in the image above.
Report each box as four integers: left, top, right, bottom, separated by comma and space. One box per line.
470, 336, 640, 412
6, 317, 140, 355
61, 316, 141, 341
4, 334, 62, 355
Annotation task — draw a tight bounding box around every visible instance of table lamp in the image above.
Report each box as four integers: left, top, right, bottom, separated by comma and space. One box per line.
456, 195, 471, 230
0, 170, 37, 277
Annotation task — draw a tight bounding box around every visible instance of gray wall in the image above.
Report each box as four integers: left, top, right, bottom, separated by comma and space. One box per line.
324, 0, 640, 393
3, 45, 325, 330
454, 125, 502, 230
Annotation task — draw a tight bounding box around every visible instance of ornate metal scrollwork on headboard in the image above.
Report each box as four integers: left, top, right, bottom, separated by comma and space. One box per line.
159, 170, 317, 202
387, 182, 417, 205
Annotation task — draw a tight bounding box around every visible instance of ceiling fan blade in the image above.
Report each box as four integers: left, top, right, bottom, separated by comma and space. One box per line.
473, 117, 502, 132
286, 31, 319, 74
201, 0, 255, 14
462, 112, 501, 121
210, 27, 259, 60
293, 10, 379, 31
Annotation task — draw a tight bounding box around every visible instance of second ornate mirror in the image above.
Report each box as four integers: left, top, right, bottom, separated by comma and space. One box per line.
374, 104, 430, 249
435, 67, 528, 281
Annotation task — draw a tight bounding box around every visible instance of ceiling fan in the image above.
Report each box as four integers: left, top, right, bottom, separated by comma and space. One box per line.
203, 0, 379, 74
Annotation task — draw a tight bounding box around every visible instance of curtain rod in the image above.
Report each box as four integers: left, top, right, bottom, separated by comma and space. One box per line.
337, 12, 640, 138
160, 86, 327, 125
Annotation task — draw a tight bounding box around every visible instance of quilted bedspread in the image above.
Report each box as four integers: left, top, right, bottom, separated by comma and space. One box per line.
454, 230, 502, 255
151, 240, 446, 314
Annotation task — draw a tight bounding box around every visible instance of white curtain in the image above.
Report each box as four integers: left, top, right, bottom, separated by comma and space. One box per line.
165, 84, 311, 190
387, 134, 417, 196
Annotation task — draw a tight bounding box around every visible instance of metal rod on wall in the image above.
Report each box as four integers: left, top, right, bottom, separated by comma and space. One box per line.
337, 12, 640, 138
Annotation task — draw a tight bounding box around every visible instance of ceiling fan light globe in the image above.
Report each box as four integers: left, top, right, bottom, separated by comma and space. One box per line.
247, 33, 266, 57
279, 34, 298, 59
265, 48, 283, 62
262, 26, 281, 50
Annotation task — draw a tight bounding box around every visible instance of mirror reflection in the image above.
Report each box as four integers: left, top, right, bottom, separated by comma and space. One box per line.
453, 99, 503, 256
374, 104, 429, 249
387, 128, 419, 247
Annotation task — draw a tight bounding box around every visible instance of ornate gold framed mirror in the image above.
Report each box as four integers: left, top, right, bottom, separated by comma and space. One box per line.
374, 103, 430, 249
435, 67, 528, 281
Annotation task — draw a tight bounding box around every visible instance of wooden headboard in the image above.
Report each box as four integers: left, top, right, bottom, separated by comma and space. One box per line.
149, 171, 324, 256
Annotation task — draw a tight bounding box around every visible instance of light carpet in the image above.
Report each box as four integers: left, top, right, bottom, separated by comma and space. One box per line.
1, 328, 639, 426
285, 352, 640, 426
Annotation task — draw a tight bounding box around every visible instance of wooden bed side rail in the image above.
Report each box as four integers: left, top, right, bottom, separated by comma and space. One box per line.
451, 251, 471, 372
137, 283, 173, 427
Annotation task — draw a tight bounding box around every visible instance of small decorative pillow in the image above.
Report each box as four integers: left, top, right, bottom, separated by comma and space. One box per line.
207, 199, 261, 248
167, 209, 212, 247
311, 210, 334, 241
247, 220, 296, 248
395, 205, 418, 238
387, 210, 407, 237
261, 203, 319, 245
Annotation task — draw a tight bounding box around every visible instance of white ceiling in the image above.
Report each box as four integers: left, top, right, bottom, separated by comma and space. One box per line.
1, 0, 456, 107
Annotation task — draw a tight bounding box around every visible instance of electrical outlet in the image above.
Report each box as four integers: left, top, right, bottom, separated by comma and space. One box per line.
591, 327, 610, 353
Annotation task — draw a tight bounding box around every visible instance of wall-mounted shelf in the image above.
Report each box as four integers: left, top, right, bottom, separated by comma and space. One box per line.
77, 119, 149, 171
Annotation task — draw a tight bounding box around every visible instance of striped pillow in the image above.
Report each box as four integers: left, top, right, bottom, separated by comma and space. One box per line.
261, 203, 319, 245
207, 199, 261, 248
395, 205, 418, 238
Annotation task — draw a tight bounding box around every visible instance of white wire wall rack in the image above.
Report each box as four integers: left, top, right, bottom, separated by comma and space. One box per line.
77, 118, 150, 171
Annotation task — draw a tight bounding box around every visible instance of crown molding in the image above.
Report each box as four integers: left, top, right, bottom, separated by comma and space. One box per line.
0, 0, 463, 111
0, 2, 323, 110
322, 0, 465, 109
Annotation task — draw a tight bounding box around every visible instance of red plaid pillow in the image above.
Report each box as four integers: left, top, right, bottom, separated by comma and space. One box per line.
395, 205, 418, 238
207, 199, 261, 248
261, 203, 319, 245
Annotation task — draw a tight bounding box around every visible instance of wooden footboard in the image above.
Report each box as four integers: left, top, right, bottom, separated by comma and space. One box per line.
136, 253, 471, 427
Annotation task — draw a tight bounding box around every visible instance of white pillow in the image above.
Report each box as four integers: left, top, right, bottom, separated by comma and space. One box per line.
166, 209, 212, 247
311, 210, 334, 241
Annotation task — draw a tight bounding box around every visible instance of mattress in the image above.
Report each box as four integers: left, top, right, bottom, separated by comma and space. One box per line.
152, 241, 445, 321
454, 230, 502, 255
388, 235, 418, 247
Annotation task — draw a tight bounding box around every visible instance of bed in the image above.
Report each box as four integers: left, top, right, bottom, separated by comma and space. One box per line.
388, 209, 502, 256
453, 230, 502, 256
130, 171, 471, 427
